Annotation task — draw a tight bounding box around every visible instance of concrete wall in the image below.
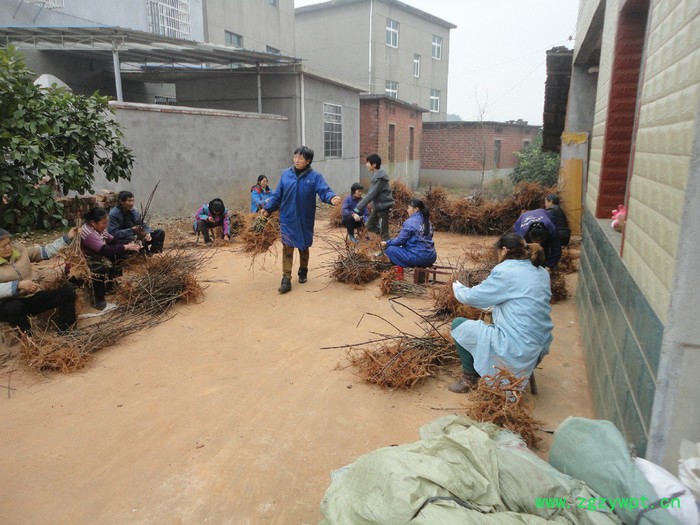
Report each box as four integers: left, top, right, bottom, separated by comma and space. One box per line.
295, 0, 453, 121
1, 0, 204, 41
93, 102, 290, 215
203, 0, 295, 54
175, 70, 361, 194
419, 168, 513, 189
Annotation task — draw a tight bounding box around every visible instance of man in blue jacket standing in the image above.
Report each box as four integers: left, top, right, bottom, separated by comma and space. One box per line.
264, 146, 341, 294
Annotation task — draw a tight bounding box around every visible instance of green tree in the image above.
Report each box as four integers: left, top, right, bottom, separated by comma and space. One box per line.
509, 133, 560, 187
0, 45, 133, 231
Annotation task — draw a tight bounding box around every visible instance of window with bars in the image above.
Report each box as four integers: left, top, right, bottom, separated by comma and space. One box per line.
386, 19, 399, 47
155, 95, 177, 105
148, 0, 191, 39
429, 89, 440, 112
432, 35, 442, 59
385, 81, 398, 99
225, 31, 243, 48
413, 54, 421, 78
323, 103, 342, 158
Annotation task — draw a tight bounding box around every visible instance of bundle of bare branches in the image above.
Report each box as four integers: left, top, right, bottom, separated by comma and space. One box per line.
240, 213, 280, 255
327, 193, 347, 228
430, 283, 484, 321
378, 268, 427, 297
466, 367, 543, 449
550, 271, 568, 304
325, 308, 459, 389
14, 249, 211, 373
390, 179, 412, 228
557, 249, 579, 274
331, 250, 392, 285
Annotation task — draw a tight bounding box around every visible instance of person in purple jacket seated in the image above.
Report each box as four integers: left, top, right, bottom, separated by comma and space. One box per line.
80, 207, 140, 310
341, 183, 369, 243
380, 198, 437, 270
194, 198, 231, 245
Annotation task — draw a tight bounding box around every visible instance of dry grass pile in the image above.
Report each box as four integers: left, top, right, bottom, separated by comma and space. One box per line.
13, 249, 210, 373
390, 179, 413, 228
240, 213, 280, 255
378, 268, 427, 297
466, 367, 543, 449
557, 249, 579, 274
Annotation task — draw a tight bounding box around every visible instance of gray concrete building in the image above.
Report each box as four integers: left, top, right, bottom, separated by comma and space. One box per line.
295, 0, 455, 122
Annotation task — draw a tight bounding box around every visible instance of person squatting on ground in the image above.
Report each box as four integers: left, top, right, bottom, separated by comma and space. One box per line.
263, 146, 341, 294
0, 227, 78, 333
380, 199, 437, 276
250, 175, 273, 213
341, 183, 369, 243
194, 198, 231, 244
353, 154, 394, 240
81, 207, 141, 310
108, 190, 165, 255
513, 208, 562, 270
544, 193, 571, 247
448, 233, 553, 393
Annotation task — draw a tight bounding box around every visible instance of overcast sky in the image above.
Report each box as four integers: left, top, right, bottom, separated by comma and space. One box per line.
294, 0, 579, 125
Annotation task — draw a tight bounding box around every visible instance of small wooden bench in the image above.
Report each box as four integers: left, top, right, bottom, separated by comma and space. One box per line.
413, 265, 456, 284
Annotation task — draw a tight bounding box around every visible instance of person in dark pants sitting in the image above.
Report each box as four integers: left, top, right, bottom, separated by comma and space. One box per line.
108, 190, 165, 255
341, 183, 369, 243
0, 227, 78, 333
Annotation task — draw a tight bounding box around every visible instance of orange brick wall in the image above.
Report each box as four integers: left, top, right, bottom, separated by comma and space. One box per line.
359, 98, 423, 164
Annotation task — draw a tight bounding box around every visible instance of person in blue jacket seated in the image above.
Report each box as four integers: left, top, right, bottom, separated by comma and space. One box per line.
379, 198, 437, 273
513, 208, 561, 269
108, 190, 165, 255
263, 146, 341, 294
448, 232, 553, 393
194, 198, 231, 245
341, 182, 369, 243
250, 174, 273, 213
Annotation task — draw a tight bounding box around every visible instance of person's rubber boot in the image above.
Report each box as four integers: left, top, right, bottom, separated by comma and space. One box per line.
393, 265, 404, 281
93, 296, 107, 310
298, 268, 308, 284
348, 234, 359, 244
448, 372, 479, 393
278, 276, 292, 294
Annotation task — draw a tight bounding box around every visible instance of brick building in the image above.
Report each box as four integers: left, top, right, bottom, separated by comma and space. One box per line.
359, 95, 426, 188
562, 0, 700, 470
419, 120, 540, 188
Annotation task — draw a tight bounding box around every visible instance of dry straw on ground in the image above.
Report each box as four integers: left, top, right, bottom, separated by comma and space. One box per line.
465, 367, 543, 449
378, 268, 427, 297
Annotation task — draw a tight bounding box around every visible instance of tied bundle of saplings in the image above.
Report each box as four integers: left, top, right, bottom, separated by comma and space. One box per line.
321, 238, 392, 285
240, 212, 280, 256
378, 267, 427, 297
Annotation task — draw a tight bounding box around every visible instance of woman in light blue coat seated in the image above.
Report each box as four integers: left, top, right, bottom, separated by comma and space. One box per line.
448, 232, 553, 393
380, 199, 437, 269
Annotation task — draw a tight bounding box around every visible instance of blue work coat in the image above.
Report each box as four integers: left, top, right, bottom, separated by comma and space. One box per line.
264, 166, 336, 250
384, 212, 437, 268
250, 184, 273, 213
451, 259, 553, 379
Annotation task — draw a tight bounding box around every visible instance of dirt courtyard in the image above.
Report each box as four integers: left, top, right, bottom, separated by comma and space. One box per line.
0, 221, 594, 525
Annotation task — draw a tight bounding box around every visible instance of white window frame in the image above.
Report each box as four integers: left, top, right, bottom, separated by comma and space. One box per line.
430, 89, 440, 112
385, 81, 399, 99
432, 35, 443, 60
323, 103, 343, 158
148, 0, 191, 40
413, 54, 421, 78
225, 30, 243, 48
386, 19, 399, 48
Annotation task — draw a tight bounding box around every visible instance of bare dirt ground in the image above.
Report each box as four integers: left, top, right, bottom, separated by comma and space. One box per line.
0, 220, 593, 525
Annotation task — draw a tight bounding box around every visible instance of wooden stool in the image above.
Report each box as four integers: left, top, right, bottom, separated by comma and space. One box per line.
413, 265, 456, 284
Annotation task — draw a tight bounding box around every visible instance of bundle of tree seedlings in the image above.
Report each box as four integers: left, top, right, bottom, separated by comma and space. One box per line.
326, 310, 459, 389
240, 213, 280, 255
389, 179, 412, 229
327, 193, 347, 228
466, 367, 543, 449
14, 249, 210, 373
378, 268, 427, 297
549, 271, 569, 304
330, 249, 393, 285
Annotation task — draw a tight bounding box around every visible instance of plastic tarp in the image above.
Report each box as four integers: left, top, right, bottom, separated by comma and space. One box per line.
548, 417, 681, 525
319, 416, 621, 525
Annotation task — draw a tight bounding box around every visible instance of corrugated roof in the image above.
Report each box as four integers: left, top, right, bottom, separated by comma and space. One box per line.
0, 26, 302, 69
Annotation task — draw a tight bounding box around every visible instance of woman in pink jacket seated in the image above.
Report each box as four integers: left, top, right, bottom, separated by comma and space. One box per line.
80, 207, 140, 309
